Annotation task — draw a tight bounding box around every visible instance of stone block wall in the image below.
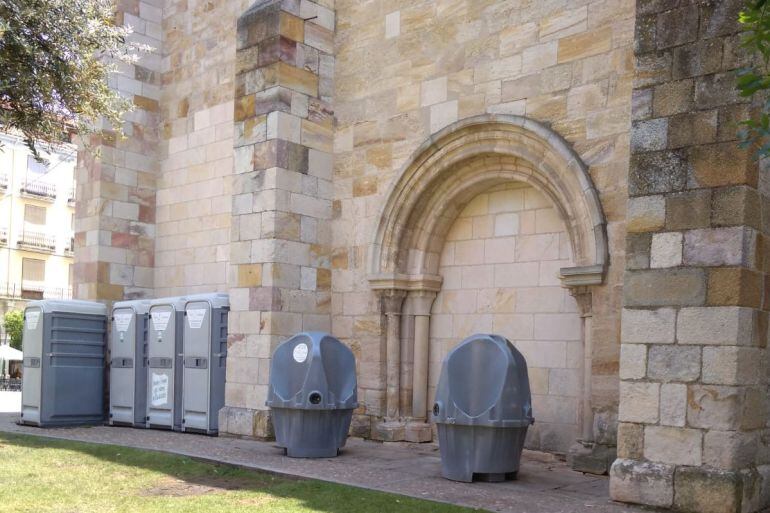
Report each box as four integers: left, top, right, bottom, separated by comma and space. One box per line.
611, 1, 770, 512
430, 182, 582, 453
74, 0, 162, 302
332, 0, 634, 442
220, 0, 336, 437
153, 0, 250, 296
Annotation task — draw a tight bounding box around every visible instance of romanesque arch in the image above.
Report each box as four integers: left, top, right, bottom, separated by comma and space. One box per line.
367, 114, 608, 446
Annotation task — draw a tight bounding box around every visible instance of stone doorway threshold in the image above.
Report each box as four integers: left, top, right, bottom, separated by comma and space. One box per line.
0, 412, 654, 513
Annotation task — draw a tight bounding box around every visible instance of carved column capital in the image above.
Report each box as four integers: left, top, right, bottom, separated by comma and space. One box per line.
378, 288, 407, 315
568, 285, 594, 318
407, 289, 437, 316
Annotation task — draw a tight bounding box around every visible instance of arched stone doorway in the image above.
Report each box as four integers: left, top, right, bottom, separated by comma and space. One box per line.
367, 115, 607, 451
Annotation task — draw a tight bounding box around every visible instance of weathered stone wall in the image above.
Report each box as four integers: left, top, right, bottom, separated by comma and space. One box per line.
332, 0, 634, 443
430, 182, 582, 453
610, 1, 770, 512
74, 0, 162, 302
153, 0, 251, 296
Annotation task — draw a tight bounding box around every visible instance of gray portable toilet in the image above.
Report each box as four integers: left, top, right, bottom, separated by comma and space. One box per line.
146, 296, 186, 430
109, 299, 151, 427
266, 332, 358, 458
180, 293, 229, 435
433, 333, 534, 482
20, 300, 108, 427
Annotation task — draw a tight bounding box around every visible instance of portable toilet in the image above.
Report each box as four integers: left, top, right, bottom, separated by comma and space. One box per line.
180, 293, 229, 435
266, 332, 358, 457
146, 296, 186, 430
109, 299, 151, 427
433, 333, 534, 482
20, 300, 108, 427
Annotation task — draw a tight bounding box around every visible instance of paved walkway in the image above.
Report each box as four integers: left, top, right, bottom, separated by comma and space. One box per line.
0, 412, 653, 513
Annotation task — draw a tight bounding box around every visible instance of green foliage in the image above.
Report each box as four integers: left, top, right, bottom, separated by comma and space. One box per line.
0, 0, 144, 159
2, 310, 23, 350
738, 0, 770, 155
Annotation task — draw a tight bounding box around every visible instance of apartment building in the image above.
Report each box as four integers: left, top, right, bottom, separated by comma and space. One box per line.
0, 131, 76, 339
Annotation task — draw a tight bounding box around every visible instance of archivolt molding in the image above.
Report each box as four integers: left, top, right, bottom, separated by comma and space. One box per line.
368, 114, 608, 290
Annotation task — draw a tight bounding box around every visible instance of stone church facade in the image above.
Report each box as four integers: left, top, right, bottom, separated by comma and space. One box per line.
73, 0, 770, 511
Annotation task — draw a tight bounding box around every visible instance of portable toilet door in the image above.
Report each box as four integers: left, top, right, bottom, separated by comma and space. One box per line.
146, 297, 185, 430
20, 302, 44, 425
181, 294, 229, 435
109, 300, 150, 427
21, 300, 108, 427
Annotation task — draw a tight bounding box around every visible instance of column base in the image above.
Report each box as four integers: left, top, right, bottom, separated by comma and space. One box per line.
404, 421, 433, 442
372, 420, 406, 441
568, 440, 615, 475
218, 406, 273, 440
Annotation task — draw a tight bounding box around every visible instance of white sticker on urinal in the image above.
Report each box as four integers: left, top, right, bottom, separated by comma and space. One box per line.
293, 343, 308, 363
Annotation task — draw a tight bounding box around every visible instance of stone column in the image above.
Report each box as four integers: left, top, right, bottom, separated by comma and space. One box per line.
566, 285, 615, 474
74, 1, 161, 302
220, 0, 335, 438
373, 289, 406, 440
611, 2, 770, 512
406, 290, 435, 442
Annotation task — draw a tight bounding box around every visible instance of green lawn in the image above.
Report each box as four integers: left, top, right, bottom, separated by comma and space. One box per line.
0, 433, 474, 513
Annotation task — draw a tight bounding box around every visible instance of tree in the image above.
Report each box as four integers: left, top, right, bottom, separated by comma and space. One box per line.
0, 0, 143, 159
3, 310, 23, 350
738, 0, 770, 156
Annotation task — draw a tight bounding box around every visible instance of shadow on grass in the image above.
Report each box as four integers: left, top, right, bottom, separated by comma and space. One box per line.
0, 431, 476, 513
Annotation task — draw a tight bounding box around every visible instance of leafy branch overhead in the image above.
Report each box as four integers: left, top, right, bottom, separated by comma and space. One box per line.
738, 0, 770, 154
0, 0, 147, 159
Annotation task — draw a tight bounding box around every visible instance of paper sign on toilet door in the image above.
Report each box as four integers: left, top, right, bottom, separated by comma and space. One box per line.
114, 313, 132, 332
152, 311, 171, 332
151, 373, 169, 406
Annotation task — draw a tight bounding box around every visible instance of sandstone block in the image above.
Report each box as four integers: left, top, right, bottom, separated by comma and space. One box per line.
619, 382, 659, 424
627, 233, 651, 270
609, 458, 674, 508
647, 345, 701, 382
624, 269, 706, 307
644, 425, 702, 466
629, 150, 689, 196
621, 307, 676, 344
704, 430, 758, 470
617, 423, 644, 459
627, 195, 665, 233
665, 189, 711, 230
650, 232, 683, 268
631, 118, 668, 152
707, 268, 762, 307
683, 227, 748, 267
702, 346, 761, 385
653, 79, 693, 117
660, 383, 687, 427
619, 343, 647, 380
687, 385, 743, 430
677, 306, 754, 346
674, 467, 742, 513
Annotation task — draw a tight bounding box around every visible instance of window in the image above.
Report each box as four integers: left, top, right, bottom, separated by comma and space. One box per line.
26, 155, 47, 176
22, 258, 45, 282
24, 204, 46, 225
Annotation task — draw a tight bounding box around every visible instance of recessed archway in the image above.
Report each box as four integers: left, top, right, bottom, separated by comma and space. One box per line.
367, 115, 608, 447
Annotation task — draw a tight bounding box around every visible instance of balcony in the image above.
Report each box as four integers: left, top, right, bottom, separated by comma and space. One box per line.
0, 282, 72, 301
0, 227, 7, 246
64, 236, 75, 255
17, 230, 56, 253
20, 180, 56, 201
